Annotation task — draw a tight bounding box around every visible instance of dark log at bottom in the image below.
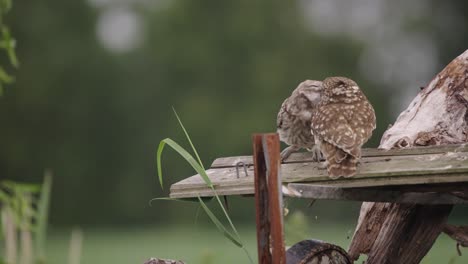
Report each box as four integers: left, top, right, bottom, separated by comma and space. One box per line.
144, 258, 185, 264
286, 239, 351, 264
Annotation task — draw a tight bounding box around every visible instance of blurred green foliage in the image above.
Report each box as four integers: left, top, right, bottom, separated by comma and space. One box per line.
0, 0, 467, 228
0, 175, 51, 264
0, 0, 18, 95
41, 223, 468, 264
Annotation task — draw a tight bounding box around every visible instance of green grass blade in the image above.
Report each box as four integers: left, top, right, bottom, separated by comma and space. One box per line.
156, 110, 254, 263
0, 66, 13, 83
197, 196, 242, 248
172, 108, 205, 170
0, 188, 9, 201
213, 191, 241, 238
35, 171, 52, 263
156, 140, 166, 188
2, 181, 40, 193
156, 138, 213, 188
149, 197, 211, 205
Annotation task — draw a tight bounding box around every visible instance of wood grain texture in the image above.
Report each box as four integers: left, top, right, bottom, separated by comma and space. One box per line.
367, 204, 453, 264
347, 202, 392, 260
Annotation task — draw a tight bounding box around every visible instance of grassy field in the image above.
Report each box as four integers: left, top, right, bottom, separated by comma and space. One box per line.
46, 221, 467, 264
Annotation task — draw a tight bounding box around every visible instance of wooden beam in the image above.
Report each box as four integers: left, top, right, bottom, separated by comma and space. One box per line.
169, 147, 468, 198
285, 184, 468, 204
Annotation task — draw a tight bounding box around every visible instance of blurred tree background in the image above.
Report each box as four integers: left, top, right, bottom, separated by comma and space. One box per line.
1, 0, 468, 262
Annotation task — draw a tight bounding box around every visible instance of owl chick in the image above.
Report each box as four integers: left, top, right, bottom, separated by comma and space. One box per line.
311, 77, 376, 179
277, 80, 323, 161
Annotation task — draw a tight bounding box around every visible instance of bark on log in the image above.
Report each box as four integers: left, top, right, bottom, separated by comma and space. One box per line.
143, 258, 185, 264
367, 204, 452, 264
349, 49, 468, 263
442, 224, 468, 255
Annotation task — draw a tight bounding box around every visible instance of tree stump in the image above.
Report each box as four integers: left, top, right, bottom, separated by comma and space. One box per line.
349, 49, 468, 263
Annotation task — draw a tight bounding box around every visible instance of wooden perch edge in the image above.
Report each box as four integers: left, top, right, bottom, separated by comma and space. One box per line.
348, 49, 468, 264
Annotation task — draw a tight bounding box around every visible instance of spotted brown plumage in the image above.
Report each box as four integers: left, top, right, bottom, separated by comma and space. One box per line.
311, 77, 376, 179
277, 80, 323, 161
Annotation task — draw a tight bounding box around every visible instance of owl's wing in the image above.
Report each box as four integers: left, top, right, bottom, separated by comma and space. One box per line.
351, 100, 376, 147
312, 105, 360, 157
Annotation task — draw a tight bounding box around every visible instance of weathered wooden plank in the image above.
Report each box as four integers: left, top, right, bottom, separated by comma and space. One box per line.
210, 144, 468, 168
170, 150, 468, 198
169, 173, 468, 199
285, 184, 468, 204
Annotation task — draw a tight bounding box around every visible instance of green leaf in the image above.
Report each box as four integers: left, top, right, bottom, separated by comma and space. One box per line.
0, 26, 18, 68
2, 181, 41, 193
0, 189, 9, 201
156, 140, 166, 188
198, 196, 243, 248
172, 108, 205, 170
156, 138, 213, 189
155, 110, 254, 263
149, 196, 211, 205
0, 66, 14, 84
0, 0, 12, 13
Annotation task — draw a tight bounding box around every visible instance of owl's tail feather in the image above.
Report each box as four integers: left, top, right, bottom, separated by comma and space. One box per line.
327, 151, 358, 179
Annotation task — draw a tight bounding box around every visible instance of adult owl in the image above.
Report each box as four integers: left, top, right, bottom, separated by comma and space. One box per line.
311, 77, 376, 179
277, 80, 323, 161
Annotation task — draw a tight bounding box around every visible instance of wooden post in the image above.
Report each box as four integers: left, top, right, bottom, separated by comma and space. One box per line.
253, 134, 271, 264
253, 133, 285, 264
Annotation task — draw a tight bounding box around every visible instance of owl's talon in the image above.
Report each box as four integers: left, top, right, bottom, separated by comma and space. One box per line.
280, 146, 299, 162
309, 146, 324, 162
316, 161, 328, 170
